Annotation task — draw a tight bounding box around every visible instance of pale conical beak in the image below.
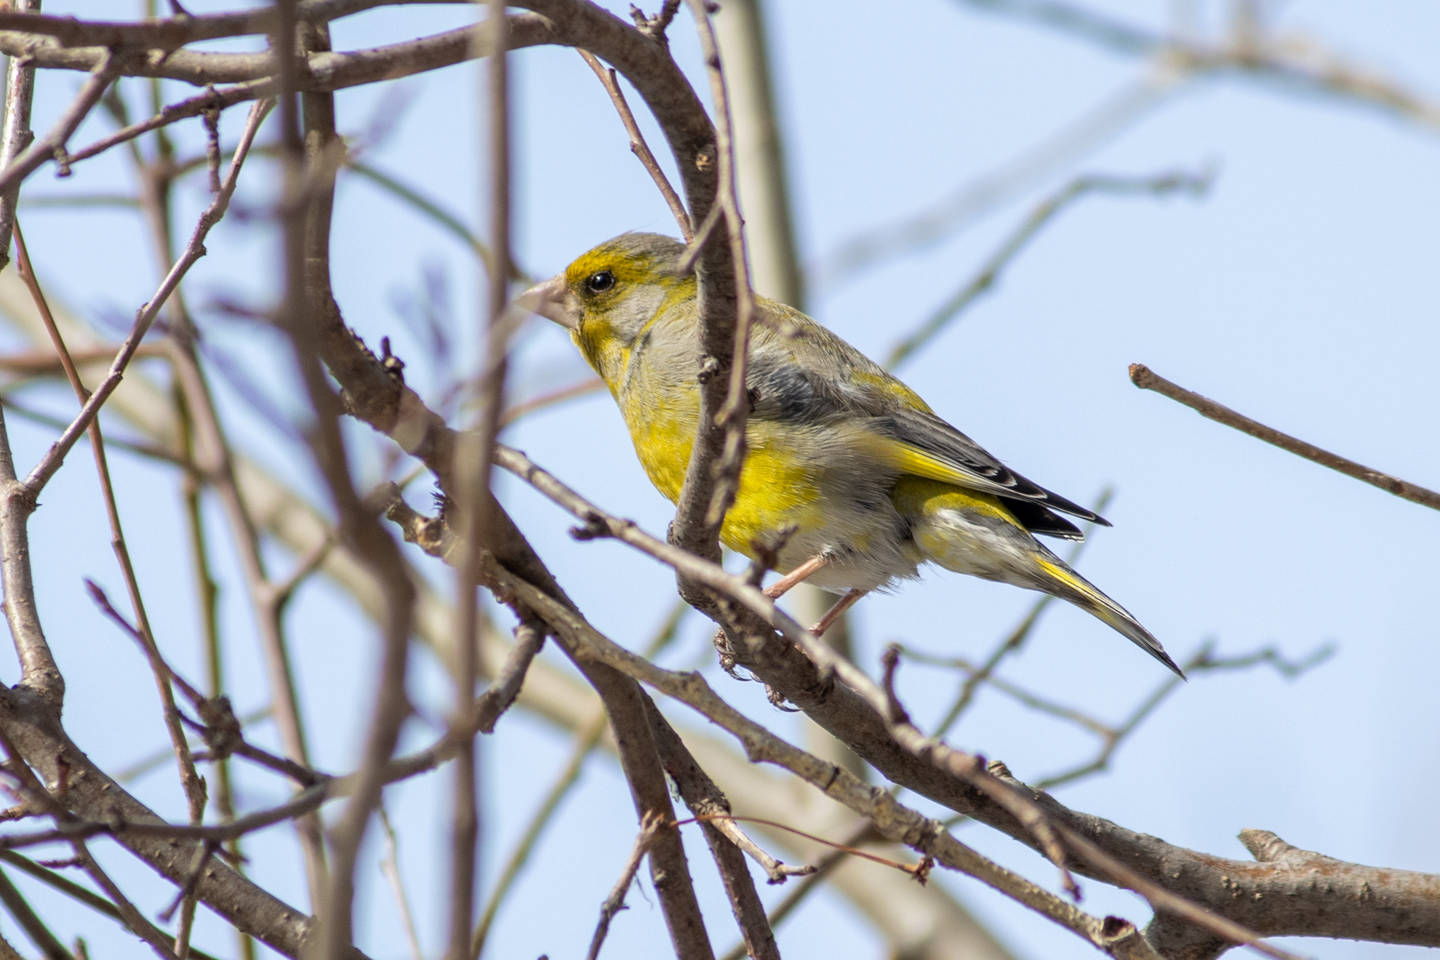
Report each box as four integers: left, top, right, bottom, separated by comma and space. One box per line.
515, 274, 578, 330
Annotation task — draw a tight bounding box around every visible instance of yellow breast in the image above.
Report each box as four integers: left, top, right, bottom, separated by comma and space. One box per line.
626, 401, 825, 559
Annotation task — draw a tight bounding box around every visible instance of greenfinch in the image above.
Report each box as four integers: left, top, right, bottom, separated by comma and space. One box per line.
521, 232, 1181, 676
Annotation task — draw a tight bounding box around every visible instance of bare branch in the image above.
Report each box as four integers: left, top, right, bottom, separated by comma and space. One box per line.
1130, 363, 1440, 511
22, 97, 271, 494
578, 50, 691, 239
957, 0, 1440, 128
0, 51, 118, 194
586, 812, 668, 960
885, 169, 1211, 368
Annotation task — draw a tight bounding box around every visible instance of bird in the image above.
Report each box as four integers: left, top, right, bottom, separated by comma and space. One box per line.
519, 232, 1182, 676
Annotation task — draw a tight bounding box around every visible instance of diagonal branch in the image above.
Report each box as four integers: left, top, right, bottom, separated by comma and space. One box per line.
1130, 363, 1440, 511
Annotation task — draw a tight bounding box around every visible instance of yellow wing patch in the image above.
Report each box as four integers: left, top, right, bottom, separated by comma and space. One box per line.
866, 434, 999, 494
889, 476, 1019, 527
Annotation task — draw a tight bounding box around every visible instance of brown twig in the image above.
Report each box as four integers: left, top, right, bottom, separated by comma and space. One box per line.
681, 0, 754, 540
1130, 363, 1440, 511
22, 98, 272, 495
469, 603, 684, 959
0, 52, 120, 195
578, 50, 691, 239
492, 442, 812, 645
586, 811, 669, 960
16, 231, 208, 833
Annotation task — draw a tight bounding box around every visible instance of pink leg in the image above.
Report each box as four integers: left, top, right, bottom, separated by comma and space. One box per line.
764, 553, 830, 599
812, 588, 865, 637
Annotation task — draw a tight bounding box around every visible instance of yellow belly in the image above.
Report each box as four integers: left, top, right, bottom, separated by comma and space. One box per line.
627, 410, 824, 559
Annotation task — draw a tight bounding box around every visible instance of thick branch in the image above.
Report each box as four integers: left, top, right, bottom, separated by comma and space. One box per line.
0, 687, 326, 957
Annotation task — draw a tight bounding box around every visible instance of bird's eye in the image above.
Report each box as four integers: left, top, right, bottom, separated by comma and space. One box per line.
585, 270, 616, 294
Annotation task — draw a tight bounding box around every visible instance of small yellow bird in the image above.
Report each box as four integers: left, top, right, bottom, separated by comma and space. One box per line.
521, 232, 1181, 676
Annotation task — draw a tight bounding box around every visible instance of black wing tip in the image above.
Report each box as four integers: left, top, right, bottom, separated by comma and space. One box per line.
1035, 490, 1111, 527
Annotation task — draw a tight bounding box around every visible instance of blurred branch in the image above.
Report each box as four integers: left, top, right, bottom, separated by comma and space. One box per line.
377, 808, 424, 960
932, 488, 1113, 738
885, 169, 1211, 369
956, 0, 1440, 128
440, 6, 515, 956
496, 376, 603, 427
1130, 363, 1440, 512
1187, 641, 1336, 678
956, 0, 1159, 54
0, 852, 225, 960
816, 76, 1173, 290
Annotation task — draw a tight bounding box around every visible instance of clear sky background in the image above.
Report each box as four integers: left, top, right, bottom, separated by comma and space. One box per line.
5, 2, 1440, 959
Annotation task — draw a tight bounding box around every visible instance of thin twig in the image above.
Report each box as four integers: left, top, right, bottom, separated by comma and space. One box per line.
578, 50, 692, 239
1130, 363, 1440, 511
22, 98, 273, 495
0, 52, 120, 196
470, 603, 684, 959
492, 443, 813, 647
445, 9, 513, 956
377, 807, 424, 960
496, 376, 603, 427
931, 488, 1113, 737
586, 811, 668, 960
885, 169, 1211, 368
16, 225, 208, 833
